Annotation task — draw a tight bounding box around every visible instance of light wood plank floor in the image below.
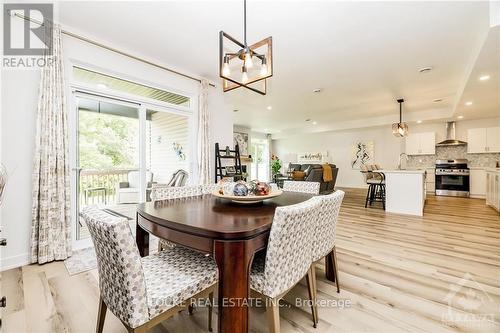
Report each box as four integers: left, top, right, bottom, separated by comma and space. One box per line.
2, 188, 499, 333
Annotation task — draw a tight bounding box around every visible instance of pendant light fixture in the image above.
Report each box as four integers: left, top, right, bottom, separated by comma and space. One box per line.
219, 0, 273, 95
392, 98, 409, 137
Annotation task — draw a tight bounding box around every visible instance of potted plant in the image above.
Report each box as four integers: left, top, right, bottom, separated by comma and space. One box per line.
270, 155, 282, 177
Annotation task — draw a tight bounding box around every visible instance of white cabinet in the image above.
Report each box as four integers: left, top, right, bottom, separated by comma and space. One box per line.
486, 170, 500, 213
405, 132, 436, 155
467, 127, 500, 153
487, 127, 500, 152
470, 169, 486, 197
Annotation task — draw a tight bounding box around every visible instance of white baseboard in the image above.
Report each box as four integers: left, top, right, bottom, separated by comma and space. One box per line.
1, 252, 30, 271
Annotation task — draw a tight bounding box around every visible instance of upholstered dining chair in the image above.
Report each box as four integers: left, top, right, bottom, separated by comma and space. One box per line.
250, 197, 321, 332
80, 206, 217, 333
150, 184, 202, 202
311, 190, 345, 291
150, 185, 203, 251
282, 180, 320, 195
200, 183, 220, 195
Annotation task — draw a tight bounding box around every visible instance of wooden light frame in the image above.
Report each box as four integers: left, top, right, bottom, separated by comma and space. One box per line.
219, 31, 273, 95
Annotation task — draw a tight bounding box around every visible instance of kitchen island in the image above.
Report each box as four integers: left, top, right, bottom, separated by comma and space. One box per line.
378, 169, 427, 216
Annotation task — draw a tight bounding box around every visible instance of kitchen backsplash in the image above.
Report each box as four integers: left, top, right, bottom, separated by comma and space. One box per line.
407, 145, 500, 168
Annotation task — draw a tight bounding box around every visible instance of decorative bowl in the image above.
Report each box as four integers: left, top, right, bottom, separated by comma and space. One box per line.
212, 189, 283, 204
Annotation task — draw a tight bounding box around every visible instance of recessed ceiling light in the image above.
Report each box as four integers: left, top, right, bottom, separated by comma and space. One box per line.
418, 66, 433, 74
465, 101, 473, 106
458, 115, 464, 119
433, 98, 443, 103
97, 83, 107, 89
312, 88, 322, 93
264, 128, 269, 132
312, 121, 317, 125
417, 120, 422, 124
479, 75, 490, 81
305, 118, 311, 122
266, 106, 272, 110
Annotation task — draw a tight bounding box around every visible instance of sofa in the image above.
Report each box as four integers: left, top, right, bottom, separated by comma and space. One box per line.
288, 163, 339, 193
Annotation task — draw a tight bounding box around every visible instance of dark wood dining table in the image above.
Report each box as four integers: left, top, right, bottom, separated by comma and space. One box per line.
136, 191, 337, 333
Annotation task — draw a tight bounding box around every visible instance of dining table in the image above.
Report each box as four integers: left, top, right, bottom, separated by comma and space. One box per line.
135, 191, 338, 333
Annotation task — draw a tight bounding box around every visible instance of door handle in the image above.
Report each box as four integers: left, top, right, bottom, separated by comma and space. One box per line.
0, 238, 6, 246
0, 296, 6, 308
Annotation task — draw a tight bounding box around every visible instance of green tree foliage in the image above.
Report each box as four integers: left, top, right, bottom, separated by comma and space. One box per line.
79, 110, 138, 169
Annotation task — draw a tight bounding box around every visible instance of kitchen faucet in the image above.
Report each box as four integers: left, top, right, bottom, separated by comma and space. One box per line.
398, 153, 408, 170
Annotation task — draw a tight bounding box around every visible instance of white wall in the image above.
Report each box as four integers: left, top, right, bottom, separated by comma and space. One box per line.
0, 35, 233, 270
272, 126, 405, 188
272, 117, 500, 189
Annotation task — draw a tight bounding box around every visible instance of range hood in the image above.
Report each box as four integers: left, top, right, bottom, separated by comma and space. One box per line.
436, 122, 467, 146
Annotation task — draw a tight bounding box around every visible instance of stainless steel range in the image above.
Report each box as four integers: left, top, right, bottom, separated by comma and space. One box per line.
435, 159, 470, 197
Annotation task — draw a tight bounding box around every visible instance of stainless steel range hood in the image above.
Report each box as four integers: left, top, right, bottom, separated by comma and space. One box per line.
436, 121, 467, 146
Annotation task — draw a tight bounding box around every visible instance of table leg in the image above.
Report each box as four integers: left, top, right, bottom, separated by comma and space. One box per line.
136, 214, 149, 257
214, 240, 255, 333
325, 250, 336, 282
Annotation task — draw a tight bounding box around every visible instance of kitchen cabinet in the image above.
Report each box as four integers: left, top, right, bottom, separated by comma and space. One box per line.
406, 132, 436, 155
486, 169, 500, 213
470, 169, 486, 197
467, 127, 500, 153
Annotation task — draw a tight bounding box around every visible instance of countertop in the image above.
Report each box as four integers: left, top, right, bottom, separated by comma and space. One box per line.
485, 168, 500, 173
378, 169, 426, 174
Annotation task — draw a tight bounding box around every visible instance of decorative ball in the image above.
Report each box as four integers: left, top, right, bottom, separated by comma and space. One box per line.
254, 182, 271, 196
233, 182, 249, 196
222, 182, 235, 195
246, 180, 257, 193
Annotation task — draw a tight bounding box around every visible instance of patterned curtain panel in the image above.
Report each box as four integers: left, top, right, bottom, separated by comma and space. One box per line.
197, 79, 211, 185
30, 23, 72, 264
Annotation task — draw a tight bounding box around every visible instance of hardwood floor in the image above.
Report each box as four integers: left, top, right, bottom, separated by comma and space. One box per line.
2, 188, 499, 333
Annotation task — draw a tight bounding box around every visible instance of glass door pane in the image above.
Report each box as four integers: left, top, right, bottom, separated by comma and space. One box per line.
76, 97, 139, 240
145, 109, 190, 200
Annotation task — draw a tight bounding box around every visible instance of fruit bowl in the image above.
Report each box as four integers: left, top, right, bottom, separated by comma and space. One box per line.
212, 189, 283, 204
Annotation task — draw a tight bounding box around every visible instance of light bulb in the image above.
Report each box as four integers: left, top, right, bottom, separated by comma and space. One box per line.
242, 70, 249, 84
244, 52, 253, 68
260, 63, 268, 76
222, 62, 230, 76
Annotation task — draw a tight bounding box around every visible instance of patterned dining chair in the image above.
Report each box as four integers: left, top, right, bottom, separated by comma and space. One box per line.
200, 183, 221, 195
150, 185, 203, 251
250, 198, 321, 332
150, 184, 202, 201
80, 206, 218, 333
282, 180, 320, 195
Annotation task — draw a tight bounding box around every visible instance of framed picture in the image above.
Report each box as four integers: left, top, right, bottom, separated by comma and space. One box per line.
298, 152, 326, 164
225, 165, 236, 175
233, 132, 249, 156
351, 141, 374, 169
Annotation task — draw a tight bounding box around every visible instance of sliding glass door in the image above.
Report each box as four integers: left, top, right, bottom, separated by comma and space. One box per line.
145, 108, 190, 200
75, 95, 140, 240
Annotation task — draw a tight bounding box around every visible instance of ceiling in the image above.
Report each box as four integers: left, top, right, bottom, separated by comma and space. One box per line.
58, 1, 496, 136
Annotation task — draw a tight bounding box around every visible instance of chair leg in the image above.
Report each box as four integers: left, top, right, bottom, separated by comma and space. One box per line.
266, 297, 281, 333
208, 292, 214, 332
365, 185, 371, 208
305, 266, 318, 327
332, 246, 340, 293
96, 297, 107, 333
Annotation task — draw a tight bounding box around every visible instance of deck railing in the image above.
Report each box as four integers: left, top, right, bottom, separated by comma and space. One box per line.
79, 168, 137, 205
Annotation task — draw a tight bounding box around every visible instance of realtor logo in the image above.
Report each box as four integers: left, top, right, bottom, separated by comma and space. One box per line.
3, 3, 53, 56
442, 272, 495, 326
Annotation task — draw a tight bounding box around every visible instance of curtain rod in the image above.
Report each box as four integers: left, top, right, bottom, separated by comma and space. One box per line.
12, 11, 216, 88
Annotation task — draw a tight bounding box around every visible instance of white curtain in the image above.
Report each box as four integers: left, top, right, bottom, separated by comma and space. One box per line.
197, 79, 211, 185
30, 23, 72, 264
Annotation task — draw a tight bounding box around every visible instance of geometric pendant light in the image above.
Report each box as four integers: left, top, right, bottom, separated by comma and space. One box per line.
392, 98, 409, 137
219, 0, 273, 95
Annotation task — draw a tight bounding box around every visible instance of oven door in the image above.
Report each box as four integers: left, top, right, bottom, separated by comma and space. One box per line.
435, 173, 470, 197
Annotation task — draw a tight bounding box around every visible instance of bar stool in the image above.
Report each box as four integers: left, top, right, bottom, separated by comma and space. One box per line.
361, 165, 386, 210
